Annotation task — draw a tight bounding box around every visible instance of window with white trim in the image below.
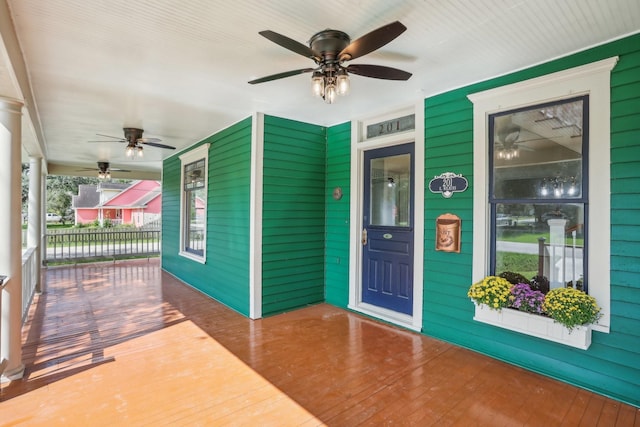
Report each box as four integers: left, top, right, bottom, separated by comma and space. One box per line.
179, 143, 209, 263
469, 58, 617, 333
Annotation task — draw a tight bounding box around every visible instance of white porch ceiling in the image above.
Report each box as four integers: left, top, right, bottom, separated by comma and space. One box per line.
2, 0, 639, 179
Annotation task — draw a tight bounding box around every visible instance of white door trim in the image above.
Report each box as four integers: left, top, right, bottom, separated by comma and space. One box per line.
348, 102, 424, 332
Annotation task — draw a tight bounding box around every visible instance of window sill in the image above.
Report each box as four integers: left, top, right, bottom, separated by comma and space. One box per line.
472, 302, 592, 350
179, 251, 206, 264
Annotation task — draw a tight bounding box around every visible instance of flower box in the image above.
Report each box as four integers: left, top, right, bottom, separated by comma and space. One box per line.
473, 302, 592, 350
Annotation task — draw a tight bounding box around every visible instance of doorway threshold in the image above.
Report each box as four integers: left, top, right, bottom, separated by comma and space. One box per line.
349, 302, 421, 332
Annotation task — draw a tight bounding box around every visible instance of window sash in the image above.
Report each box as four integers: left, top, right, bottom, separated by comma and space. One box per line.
488, 96, 589, 292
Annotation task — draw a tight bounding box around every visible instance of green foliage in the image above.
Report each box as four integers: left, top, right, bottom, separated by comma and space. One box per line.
467, 276, 512, 310
544, 287, 601, 330
496, 252, 538, 280
530, 275, 550, 294
499, 271, 531, 285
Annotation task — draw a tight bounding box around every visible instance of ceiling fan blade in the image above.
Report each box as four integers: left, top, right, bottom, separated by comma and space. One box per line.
248, 68, 315, 84
339, 21, 407, 62
346, 64, 412, 80
259, 30, 320, 61
140, 141, 176, 150
95, 133, 126, 140
88, 140, 126, 143
137, 137, 162, 143
110, 168, 132, 172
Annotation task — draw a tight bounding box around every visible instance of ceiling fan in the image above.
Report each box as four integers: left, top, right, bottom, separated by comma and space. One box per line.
495, 125, 534, 160
248, 21, 412, 103
76, 161, 131, 179
89, 128, 176, 157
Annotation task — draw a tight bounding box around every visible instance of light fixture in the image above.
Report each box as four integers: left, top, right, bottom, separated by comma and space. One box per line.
311, 71, 324, 97
311, 68, 350, 104
98, 168, 111, 180
125, 144, 143, 158
540, 179, 549, 196
336, 69, 350, 95
540, 176, 579, 198
496, 147, 519, 160
387, 177, 396, 188
567, 177, 577, 196
126, 145, 135, 158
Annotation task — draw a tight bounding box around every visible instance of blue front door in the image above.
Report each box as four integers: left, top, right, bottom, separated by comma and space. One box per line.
362, 143, 414, 315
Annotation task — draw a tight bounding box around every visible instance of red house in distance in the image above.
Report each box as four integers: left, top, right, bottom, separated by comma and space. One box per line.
72, 180, 162, 227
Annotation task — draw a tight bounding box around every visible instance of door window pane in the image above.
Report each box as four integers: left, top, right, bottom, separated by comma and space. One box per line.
369, 153, 411, 226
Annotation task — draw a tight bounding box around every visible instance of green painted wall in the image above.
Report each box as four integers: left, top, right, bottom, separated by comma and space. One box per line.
162, 117, 252, 316
422, 34, 640, 407
261, 115, 326, 316
325, 122, 351, 307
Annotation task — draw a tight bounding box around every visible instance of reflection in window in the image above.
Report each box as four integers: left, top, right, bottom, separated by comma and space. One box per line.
183, 159, 206, 256
370, 154, 411, 227
489, 96, 588, 291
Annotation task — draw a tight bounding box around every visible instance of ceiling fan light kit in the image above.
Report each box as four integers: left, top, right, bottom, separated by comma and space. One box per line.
89, 127, 175, 158
126, 144, 144, 158
249, 21, 412, 104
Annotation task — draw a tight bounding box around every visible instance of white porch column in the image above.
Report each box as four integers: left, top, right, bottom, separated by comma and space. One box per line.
40, 170, 46, 265
0, 97, 25, 381
28, 156, 43, 292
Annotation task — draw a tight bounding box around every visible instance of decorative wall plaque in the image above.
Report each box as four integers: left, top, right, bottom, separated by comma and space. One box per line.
429, 172, 468, 198
332, 187, 343, 200
436, 213, 461, 253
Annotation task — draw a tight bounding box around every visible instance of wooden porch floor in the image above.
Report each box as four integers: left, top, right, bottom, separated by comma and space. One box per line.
1, 259, 638, 426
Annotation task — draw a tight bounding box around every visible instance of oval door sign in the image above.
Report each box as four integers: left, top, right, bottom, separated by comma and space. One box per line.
429, 172, 468, 198
383, 233, 393, 239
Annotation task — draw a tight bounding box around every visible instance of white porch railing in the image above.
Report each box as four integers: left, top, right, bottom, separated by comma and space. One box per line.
21, 246, 38, 323
0, 246, 38, 377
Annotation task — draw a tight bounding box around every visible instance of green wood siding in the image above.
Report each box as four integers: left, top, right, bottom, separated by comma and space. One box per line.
162, 117, 252, 316
325, 122, 351, 308
423, 34, 640, 407
261, 115, 326, 316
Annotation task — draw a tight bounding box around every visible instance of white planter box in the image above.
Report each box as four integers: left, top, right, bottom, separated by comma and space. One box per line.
473, 302, 592, 350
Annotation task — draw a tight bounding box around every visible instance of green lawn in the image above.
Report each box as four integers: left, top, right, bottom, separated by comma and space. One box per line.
498, 229, 584, 246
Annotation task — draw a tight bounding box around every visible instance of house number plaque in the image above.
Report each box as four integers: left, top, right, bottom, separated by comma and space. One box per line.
429, 172, 468, 198
366, 114, 415, 139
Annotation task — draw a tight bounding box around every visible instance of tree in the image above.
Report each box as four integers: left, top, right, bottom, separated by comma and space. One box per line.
45, 175, 101, 224
22, 164, 131, 225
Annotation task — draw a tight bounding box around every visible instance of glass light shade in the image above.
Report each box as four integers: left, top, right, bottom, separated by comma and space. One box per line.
540, 181, 549, 196
311, 75, 324, 97
137, 146, 144, 157
325, 84, 337, 104
126, 146, 135, 157
553, 183, 562, 198
336, 73, 350, 95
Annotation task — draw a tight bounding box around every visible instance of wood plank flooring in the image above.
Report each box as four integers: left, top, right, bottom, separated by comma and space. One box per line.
1, 259, 638, 426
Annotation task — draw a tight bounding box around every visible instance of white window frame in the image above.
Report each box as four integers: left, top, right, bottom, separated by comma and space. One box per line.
179, 143, 210, 263
468, 57, 618, 334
